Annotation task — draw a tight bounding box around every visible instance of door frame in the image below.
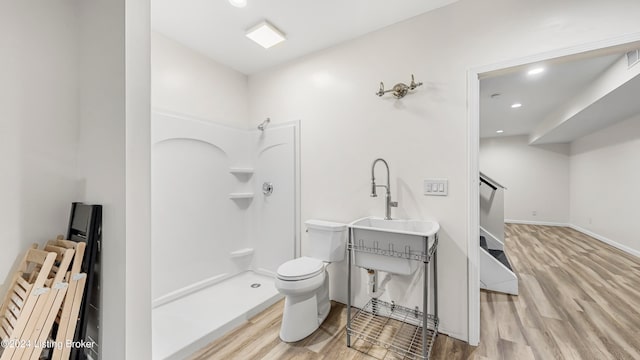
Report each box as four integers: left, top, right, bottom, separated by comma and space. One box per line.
466, 32, 640, 346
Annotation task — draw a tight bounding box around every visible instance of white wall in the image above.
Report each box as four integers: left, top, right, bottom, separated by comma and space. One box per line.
76, 0, 127, 358
0, 0, 80, 294
480, 135, 570, 224
125, 0, 152, 357
247, 0, 640, 341
152, 32, 249, 128
570, 113, 640, 254
0, 2, 139, 358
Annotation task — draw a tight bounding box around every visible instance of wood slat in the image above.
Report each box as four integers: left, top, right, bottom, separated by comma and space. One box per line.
50, 239, 87, 360
15, 276, 30, 292
13, 284, 27, 300
15, 244, 76, 360
9, 293, 24, 311
44, 244, 66, 255
0, 320, 10, 341
1, 317, 13, 337
6, 313, 19, 331
52, 275, 87, 360
25, 249, 52, 266
7, 298, 21, 316
0, 272, 22, 319
0, 250, 58, 360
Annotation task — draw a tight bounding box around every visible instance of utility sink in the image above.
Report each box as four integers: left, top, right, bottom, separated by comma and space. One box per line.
349, 216, 439, 275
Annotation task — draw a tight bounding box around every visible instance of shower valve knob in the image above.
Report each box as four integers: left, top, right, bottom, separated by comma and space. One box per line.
262, 182, 274, 196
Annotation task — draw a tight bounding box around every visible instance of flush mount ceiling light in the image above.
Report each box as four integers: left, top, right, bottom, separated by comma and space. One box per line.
246, 21, 286, 49
511, 103, 522, 108
228, 0, 247, 8
527, 67, 545, 76
496, 130, 504, 134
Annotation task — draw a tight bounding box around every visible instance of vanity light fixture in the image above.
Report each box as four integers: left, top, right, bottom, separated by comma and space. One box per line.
228, 0, 247, 8
246, 21, 286, 49
511, 103, 522, 109
376, 74, 423, 99
527, 67, 545, 76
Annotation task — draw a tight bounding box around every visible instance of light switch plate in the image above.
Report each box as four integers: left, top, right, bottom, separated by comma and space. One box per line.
424, 179, 448, 196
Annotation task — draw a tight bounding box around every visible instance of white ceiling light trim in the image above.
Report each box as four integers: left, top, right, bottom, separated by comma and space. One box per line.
228, 0, 247, 8
511, 103, 522, 108
246, 20, 286, 49
527, 67, 545, 76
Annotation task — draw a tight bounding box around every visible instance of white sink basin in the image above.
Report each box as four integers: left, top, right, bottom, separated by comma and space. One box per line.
349, 216, 439, 275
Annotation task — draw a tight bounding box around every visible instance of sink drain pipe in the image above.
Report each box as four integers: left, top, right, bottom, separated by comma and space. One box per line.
367, 269, 391, 298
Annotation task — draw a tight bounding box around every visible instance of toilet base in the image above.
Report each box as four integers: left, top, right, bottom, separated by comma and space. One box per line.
279, 273, 330, 342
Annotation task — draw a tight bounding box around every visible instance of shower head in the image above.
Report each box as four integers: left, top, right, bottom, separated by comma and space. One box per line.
257, 118, 271, 131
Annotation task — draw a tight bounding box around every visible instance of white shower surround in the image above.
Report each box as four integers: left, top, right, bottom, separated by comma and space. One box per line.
151, 111, 300, 304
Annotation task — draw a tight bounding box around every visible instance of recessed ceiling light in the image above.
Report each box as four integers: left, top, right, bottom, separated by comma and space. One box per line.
511, 103, 522, 108
496, 130, 504, 134
528, 67, 545, 75
228, 0, 247, 8
246, 21, 286, 49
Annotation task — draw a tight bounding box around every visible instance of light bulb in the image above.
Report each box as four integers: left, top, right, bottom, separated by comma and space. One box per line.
229, 0, 247, 8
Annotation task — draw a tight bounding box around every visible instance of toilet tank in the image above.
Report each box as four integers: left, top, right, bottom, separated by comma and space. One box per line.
305, 220, 347, 262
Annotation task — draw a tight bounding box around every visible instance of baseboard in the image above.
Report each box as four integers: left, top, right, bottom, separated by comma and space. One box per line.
505, 219, 569, 227
569, 224, 640, 259
153, 273, 230, 309
437, 326, 467, 343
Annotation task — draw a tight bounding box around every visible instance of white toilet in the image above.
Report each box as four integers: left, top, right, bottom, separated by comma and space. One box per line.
275, 219, 347, 342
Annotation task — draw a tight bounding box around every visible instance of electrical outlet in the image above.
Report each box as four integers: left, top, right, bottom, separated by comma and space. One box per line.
532, 210, 537, 216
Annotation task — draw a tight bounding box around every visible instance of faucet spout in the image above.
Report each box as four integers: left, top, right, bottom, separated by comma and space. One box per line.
370, 158, 396, 220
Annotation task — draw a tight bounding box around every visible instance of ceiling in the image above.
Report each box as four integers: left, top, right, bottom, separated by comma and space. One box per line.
533, 74, 640, 144
152, 0, 458, 74
480, 54, 622, 140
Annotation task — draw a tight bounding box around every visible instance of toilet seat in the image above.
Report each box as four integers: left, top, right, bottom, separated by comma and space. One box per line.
277, 257, 324, 281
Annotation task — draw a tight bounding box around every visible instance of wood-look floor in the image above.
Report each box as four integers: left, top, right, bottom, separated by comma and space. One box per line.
189, 224, 640, 360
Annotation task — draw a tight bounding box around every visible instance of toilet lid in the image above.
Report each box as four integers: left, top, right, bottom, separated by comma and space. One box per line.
277, 257, 324, 281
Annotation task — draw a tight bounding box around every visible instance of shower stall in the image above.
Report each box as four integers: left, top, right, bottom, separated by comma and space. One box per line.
151, 111, 300, 360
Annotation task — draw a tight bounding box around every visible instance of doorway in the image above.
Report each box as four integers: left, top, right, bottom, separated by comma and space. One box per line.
467, 33, 640, 347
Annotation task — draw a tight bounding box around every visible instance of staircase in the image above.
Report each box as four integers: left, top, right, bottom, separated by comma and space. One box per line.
479, 172, 518, 295
479, 229, 518, 295
480, 236, 512, 271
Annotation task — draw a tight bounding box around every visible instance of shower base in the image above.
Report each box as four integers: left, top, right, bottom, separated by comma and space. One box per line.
152, 271, 281, 360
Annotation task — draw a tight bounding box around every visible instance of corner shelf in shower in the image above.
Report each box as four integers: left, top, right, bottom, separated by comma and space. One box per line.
229, 167, 254, 175
229, 192, 255, 199
230, 248, 254, 258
